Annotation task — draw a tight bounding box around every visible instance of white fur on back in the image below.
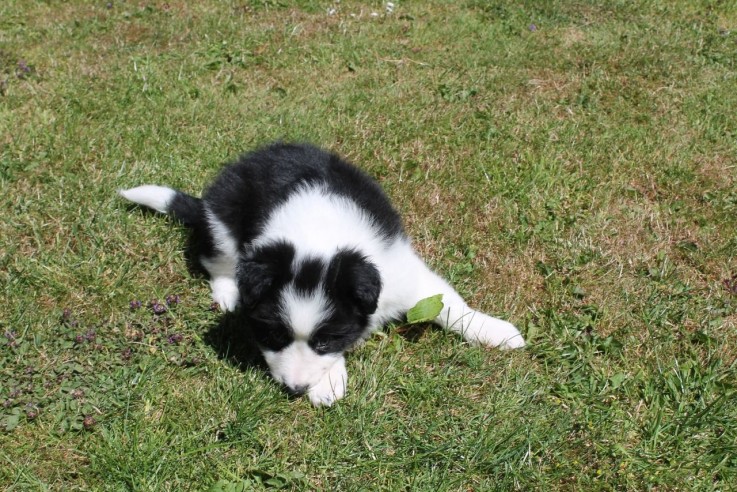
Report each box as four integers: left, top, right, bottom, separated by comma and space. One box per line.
204, 205, 239, 258
252, 186, 386, 259
118, 185, 176, 214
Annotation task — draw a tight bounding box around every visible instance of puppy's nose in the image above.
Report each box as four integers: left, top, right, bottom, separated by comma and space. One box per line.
287, 384, 309, 396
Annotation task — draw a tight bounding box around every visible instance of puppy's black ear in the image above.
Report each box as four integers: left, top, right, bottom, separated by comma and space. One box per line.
326, 250, 382, 315
237, 242, 295, 308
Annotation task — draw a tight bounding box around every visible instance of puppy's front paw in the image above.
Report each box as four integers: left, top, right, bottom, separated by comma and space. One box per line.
210, 277, 239, 312
308, 358, 347, 407
463, 313, 526, 349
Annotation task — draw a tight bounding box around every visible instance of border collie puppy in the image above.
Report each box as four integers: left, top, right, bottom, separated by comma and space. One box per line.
120, 143, 524, 406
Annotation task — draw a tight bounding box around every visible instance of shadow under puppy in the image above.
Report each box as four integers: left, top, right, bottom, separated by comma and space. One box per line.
119, 143, 525, 406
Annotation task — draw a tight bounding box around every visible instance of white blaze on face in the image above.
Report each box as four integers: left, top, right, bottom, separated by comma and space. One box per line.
280, 288, 331, 340
263, 287, 339, 391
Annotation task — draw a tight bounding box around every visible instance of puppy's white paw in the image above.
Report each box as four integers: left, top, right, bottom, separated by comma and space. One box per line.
462, 312, 526, 349
308, 358, 347, 407
210, 277, 240, 312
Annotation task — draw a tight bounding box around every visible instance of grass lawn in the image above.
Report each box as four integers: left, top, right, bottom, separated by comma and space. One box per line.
2, 0, 736, 489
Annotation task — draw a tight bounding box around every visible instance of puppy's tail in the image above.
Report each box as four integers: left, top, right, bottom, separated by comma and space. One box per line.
118, 185, 202, 227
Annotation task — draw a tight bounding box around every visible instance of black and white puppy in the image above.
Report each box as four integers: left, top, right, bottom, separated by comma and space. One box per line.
120, 143, 524, 406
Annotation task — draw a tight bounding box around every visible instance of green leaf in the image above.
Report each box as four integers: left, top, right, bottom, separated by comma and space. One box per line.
609, 372, 627, 389
264, 478, 285, 488
4, 413, 20, 432
208, 480, 250, 492
570, 285, 587, 299
406, 295, 444, 324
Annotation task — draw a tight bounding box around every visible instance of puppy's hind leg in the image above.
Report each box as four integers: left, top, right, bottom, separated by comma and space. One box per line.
202, 256, 240, 312
408, 254, 525, 349
120, 185, 240, 311
201, 208, 241, 312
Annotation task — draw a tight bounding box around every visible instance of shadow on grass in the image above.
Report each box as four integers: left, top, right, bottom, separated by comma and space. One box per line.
121, 204, 277, 387
202, 311, 268, 373
394, 322, 434, 342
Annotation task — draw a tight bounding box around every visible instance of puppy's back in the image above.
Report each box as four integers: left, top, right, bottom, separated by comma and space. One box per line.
205, 143, 405, 246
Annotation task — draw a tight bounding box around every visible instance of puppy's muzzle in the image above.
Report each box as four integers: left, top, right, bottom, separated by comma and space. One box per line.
285, 384, 310, 396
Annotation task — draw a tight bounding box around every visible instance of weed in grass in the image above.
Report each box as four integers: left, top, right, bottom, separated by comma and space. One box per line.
0, 296, 210, 434
724, 273, 737, 296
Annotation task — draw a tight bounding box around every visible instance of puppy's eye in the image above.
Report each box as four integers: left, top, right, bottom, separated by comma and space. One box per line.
310, 333, 339, 355
313, 340, 330, 354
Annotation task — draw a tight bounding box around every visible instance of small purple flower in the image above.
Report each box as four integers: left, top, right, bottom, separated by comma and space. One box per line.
83, 415, 96, 429
15, 60, 32, 80
25, 403, 39, 420
2, 399, 12, 408
4, 332, 18, 350
106, 2, 113, 9
121, 347, 133, 361
167, 333, 183, 344
151, 301, 167, 315
165, 294, 180, 306
71, 388, 85, 400
209, 302, 220, 312
129, 300, 142, 310
75, 334, 85, 344
84, 329, 96, 342
529, 24, 537, 32
724, 274, 737, 295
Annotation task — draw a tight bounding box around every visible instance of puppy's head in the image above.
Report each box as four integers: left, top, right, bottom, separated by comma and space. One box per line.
237, 241, 381, 394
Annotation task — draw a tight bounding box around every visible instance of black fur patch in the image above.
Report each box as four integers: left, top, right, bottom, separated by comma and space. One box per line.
236, 241, 296, 308
294, 257, 325, 295
168, 192, 203, 228
325, 249, 382, 316
248, 315, 293, 352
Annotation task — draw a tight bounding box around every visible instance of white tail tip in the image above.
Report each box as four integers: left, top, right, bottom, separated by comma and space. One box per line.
118, 185, 176, 214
